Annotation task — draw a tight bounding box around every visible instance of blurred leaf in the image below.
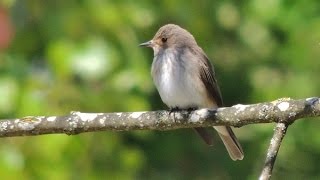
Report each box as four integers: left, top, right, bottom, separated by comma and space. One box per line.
1, 0, 320, 179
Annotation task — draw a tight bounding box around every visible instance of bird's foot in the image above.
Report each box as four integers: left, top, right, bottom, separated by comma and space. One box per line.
187, 107, 198, 112
169, 107, 198, 115
169, 107, 180, 115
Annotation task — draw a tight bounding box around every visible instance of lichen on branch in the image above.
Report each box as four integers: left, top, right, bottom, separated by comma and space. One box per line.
0, 97, 318, 137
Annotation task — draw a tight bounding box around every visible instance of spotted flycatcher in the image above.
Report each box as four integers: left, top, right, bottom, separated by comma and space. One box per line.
140, 24, 243, 160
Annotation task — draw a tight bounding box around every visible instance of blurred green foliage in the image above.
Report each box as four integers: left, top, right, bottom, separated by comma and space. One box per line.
0, 0, 319, 179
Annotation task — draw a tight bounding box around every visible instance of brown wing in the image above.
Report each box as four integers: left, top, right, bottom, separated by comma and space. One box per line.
195, 48, 224, 107
189, 47, 243, 160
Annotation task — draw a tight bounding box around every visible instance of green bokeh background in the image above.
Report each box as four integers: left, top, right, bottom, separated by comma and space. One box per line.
0, 0, 319, 179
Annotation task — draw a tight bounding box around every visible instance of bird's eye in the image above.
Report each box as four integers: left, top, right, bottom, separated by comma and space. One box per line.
161, 37, 167, 43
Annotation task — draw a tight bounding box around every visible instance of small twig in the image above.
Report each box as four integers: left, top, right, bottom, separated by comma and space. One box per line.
259, 123, 289, 180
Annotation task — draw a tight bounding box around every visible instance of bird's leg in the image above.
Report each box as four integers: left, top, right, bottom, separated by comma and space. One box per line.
187, 107, 198, 112
169, 107, 197, 115
169, 107, 180, 116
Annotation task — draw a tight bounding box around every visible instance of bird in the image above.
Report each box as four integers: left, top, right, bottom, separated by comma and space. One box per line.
140, 24, 244, 160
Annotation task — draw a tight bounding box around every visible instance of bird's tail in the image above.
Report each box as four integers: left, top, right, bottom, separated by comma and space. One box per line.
214, 126, 244, 161
194, 127, 214, 146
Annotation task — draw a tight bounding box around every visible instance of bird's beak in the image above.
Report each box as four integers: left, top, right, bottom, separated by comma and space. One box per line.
139, 40, 153, 47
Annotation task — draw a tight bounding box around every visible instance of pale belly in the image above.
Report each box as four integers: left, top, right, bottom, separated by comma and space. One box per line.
152, 53, 207, 109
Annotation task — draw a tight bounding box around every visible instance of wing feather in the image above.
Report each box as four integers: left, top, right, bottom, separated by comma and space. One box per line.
190, 46, 223, 107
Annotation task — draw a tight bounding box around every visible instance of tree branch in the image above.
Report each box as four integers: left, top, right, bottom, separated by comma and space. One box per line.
0, 97, 318, 137
259, 123, 289, 180
0, 97, 319, 179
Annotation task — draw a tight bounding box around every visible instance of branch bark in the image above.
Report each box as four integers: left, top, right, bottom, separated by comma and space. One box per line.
0, 97, 319, 179
0, 97, 318, 137
259, 123, 289, 180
